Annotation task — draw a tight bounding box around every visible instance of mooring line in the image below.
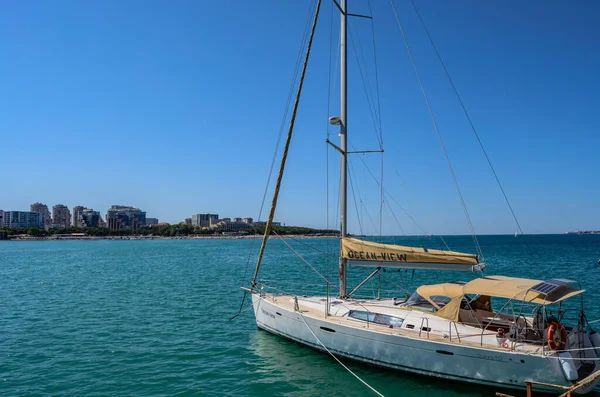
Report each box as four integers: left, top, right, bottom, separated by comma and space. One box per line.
298, 312, 385, 397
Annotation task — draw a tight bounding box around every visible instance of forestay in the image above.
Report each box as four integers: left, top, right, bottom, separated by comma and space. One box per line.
341, 237, 483, 271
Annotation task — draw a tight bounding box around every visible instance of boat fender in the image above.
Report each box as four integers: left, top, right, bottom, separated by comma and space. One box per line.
590, 330, 600, 357
558, 351, 578, 381
548, 322, 568, 351
496, 328, 505, 346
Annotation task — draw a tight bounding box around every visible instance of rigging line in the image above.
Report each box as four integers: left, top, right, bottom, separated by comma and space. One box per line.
348, 160, 365, 235
273, 230, 339, 291
297, 313, 385, 397
242, 0, 317, 283
326, 0, 337, 276
382, 205, 398, 244
251, 0, 323, 289
284, 235, 339, 259
329, 39, 341, 120
229, 300, 257, 321
383, 195, 406, 236
347, 19, 378, 124
326, 0, 335, 141
334, 175, 340, 256
379, 272, 413, 296
362, 200, 379, 238
409, 0, 525, 238
236, 0, 316, 319
258, 0, 316, 224
326, 126, 331, 268
379, 154, 384, 237
389, 0, 484, 262
365, 0, 385, 237
348, 26, 382, 147
348, 19, 375, 105
235, 2, 318, 319
325, 1, 333, 264
348, 155, 378, 237
367, 0, 383, 145
348, 140, 451, 250
392, 169, 448, 251
349, 157, 379, 238
387, 176, 448, 251
354, 171, 379, 237
261, 1, 317, 225
326, 177, 341, 270
327, 13, 341, 128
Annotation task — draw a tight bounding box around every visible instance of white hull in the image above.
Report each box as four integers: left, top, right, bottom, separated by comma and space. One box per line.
252, 293, 599, 394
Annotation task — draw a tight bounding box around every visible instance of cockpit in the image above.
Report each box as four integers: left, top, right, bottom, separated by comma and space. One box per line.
405, 276, 586, 343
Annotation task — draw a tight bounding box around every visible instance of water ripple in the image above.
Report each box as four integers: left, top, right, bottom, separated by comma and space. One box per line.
1, 236, 599, 396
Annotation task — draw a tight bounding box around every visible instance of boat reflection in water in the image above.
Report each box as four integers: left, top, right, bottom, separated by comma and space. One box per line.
247, 330, 487, 397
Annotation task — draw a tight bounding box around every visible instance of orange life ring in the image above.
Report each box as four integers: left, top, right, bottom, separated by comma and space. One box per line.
547, 322, 568, 351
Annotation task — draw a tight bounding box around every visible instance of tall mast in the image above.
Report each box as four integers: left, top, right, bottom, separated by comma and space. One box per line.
339, 0, 348, 297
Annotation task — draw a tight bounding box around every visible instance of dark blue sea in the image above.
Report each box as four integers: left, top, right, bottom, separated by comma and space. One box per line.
1, 234, 599, 396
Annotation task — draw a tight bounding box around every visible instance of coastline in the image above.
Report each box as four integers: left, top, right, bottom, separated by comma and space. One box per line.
3, 234, 339, 241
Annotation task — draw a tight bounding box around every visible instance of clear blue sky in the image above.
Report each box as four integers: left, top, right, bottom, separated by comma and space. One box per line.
1, 0, 598, 235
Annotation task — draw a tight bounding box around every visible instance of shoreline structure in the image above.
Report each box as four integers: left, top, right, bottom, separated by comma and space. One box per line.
3, 232, 599, 241
3, 234, 339, 241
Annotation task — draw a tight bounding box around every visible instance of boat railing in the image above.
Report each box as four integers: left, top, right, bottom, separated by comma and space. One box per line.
256, 279, 401, 301
447, 320, 461, 343
419, 317, 430, 339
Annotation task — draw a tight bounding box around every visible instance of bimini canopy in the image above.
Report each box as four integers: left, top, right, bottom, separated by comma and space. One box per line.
416, 276, 585, 322
415, 283, 465, 321
463, 276, 541, 301
463, 276, 584, 304
341, 237, 483, 272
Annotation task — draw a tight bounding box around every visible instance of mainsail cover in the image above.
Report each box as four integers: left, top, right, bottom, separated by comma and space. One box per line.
341, 237, 481, 271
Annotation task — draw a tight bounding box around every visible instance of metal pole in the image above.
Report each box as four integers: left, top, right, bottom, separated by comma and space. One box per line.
338, 0, 348, 298
250, 0, 322, 290
326, 282, 329, 318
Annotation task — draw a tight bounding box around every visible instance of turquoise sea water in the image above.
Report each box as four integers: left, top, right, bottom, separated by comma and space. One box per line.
1, 235, 600, 396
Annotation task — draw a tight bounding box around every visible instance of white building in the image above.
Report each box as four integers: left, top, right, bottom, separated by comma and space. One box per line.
192, 213, 219, 227
0, 211, 44, 229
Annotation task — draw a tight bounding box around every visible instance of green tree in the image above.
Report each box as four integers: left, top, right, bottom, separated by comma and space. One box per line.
27, 227, 44, 236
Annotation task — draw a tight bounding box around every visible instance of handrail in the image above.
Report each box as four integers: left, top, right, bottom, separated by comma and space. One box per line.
419, 317, 430, 339
453, 322, 461, 342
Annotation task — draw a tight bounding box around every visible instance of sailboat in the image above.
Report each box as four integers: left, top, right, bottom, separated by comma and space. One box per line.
243, 1, 600, 394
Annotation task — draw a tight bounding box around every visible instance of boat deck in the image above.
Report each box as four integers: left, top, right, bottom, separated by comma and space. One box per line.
265, 293, 545, 355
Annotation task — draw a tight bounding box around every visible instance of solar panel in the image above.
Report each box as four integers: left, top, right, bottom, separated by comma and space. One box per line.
530, 278, 575, 295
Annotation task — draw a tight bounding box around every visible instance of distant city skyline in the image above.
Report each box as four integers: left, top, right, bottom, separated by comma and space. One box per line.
1, 1, 598, 235
1, 202, 269, 232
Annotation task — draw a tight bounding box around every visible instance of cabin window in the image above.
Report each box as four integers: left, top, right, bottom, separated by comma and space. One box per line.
404, 293, 437, 312
375, 313, 404, 327
404, 292, 456, 312
429, 296, 452, 309
348, 310, 376, 322
348, 310, 404, 327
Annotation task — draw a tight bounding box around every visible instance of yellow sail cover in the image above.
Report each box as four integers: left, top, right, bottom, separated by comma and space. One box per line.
341, 237, 480, 267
